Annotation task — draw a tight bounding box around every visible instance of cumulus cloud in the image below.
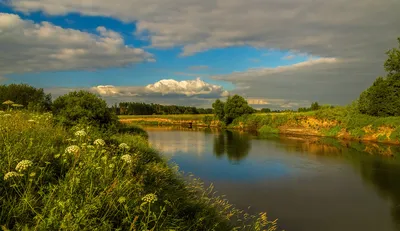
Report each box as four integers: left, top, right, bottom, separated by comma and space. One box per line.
145, 78, 228, 97
5, 0, 400, 105
46, 78, 228, 107
0, 13, 153, 75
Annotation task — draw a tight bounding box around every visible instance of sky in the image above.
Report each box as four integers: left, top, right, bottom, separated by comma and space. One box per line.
0, 0, 399, 109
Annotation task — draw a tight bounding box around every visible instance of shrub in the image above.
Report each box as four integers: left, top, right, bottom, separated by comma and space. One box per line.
52, 91, 118, 129
0, 84, 52, 112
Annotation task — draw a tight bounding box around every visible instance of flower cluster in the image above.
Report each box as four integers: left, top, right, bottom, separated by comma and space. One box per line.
121, 154, 133, 164
94, 139, 105, 146
119, 143, 130, 150
15, 160, 33, 172
65, 145, 80, 154
75, 130, 87, 137
4, 171, 22, 181
142, 194, 158, 203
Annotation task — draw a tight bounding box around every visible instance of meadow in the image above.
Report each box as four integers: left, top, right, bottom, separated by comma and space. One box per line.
229, 105, 400, 145
0, 110, 277, 230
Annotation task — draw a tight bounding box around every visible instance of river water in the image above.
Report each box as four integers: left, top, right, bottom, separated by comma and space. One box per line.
145, 127, 400, 231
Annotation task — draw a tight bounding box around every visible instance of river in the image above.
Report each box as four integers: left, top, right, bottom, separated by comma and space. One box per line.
145, 126, 400, 231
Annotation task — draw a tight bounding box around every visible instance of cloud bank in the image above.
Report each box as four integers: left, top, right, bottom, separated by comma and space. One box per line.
0, 13, 153, 75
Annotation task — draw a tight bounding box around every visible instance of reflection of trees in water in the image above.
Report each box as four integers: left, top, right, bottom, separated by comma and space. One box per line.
213, 130, 251, 162
272, 135, 400, 230
356, 158, 400, 230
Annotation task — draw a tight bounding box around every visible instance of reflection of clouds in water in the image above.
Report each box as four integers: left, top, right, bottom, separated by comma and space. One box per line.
149, 131, 205, 157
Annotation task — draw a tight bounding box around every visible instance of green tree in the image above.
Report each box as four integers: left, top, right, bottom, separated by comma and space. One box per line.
0, 84, 52, 111
261, 108, 271, 113
224, 95, 254, 124
310, 102, 320, 111
212, 99, 225, 121
358, 37, 400, 117
52, 91, 118, 128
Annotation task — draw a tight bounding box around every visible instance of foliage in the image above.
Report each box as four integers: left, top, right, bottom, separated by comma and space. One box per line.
358, 37, 400, 117
0, 84, 52, 112
212, 99, 226, 121
0, 111, 278, 230
116, 102, 213, 115
212, 95, 254, 125
298, 101, 322, 112
202, 115, 214, 127
260, 108, 271, 113
52, 91, 119, 129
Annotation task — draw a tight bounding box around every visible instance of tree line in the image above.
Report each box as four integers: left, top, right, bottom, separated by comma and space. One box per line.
112, 102, 214, 115
1, 37, 399, 119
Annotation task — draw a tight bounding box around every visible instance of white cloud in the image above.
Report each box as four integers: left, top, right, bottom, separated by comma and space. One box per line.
45, 78, 228, 107
5, 0, 400, 106
145, 78, 228, 97
0, 13, 153, 75
213, 57, 338, 82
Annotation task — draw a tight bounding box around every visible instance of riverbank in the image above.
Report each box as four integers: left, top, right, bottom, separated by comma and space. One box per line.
0, 111, 276, 230
121, 106, 400, 146
119, 114, 219, 127
229, 106, 400, 145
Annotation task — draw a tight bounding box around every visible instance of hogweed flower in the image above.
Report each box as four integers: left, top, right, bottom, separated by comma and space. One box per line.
65, 145, 80, 154
15, 160, 33, 172
121, 154, 133, 164
4, 171, 22, 181
74, 130, 87, 137
142, 194, 158, 203
94, 139, 105, 146
119, 143, 130, 150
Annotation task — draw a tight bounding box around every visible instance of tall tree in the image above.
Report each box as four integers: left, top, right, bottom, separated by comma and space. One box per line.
212, 99, 225, 121
358, 37, 400, 117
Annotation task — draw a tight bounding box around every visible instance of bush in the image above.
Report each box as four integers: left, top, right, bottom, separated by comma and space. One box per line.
0, 84, 52, 112
52, 91, 118, 129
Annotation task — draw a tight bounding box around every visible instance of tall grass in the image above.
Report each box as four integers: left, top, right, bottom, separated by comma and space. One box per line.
229, 106, 400, 143
0, 111, 277, 230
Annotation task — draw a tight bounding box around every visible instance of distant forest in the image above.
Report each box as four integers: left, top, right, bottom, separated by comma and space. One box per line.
111, 102, 214, 115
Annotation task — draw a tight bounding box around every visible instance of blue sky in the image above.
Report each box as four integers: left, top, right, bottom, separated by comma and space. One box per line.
0, 0, 398, 108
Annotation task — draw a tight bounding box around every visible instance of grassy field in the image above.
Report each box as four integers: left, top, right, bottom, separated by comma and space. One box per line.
0, 110, 277, 230
229, 106, 400, 145
119, 114, 212, 121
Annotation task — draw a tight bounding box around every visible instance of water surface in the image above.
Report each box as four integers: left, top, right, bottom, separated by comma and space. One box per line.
146, 127, 400, 231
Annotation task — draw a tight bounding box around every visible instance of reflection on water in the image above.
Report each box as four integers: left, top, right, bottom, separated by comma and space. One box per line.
213, 130, 251, 162
146, 127, 400, 231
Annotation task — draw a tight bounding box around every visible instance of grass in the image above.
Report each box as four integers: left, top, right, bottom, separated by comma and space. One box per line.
119, 114, 212, 121
228, 106, 400, 144
0, 110, 278, 230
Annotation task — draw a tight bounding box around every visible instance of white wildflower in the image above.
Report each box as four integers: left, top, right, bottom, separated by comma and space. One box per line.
74, 130, 87, 137
121, 154, 133, 164
28, 119, 35, 123
142, 194, 158, 203
94, 139, 105, 146
65, 145, 80, 154
15, 160, 33, 172
4, 171, 22, 181
119, 143, 130, 150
